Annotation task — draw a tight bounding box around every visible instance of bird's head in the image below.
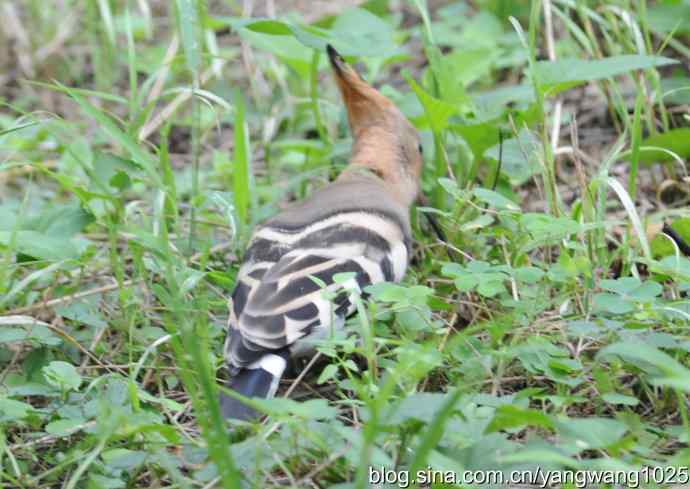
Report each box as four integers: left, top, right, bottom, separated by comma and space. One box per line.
327, 44, 423, 207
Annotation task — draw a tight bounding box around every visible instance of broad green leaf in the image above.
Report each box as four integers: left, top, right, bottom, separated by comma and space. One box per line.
234, 27, 311, 70
473, 188, 520, 211
42, 361, 82, 392
647, 3, 690, 34
101, 448, 147, 470
328, 8, 399, 57
365, 283, 432, 306
442, 261, 511, 297
514, 266, 545, 284
485, 405, 554, 432
56, 297, 107, 329
594, 277, 663, 314
433, 8, 503, 49
0, 230, 84, 261
601, 393, 639, 406
534, 55, 678, 95
600, 277, 655, 296
92, 152, 141, 194
88, 475, 125, 489
593, 292, 635, 314
252, 397, 338, 420
472, 83, 535, 120
520, 213, 580, 239
45, 418, 86, 436
597, 341, 690, 381
0, 398, 34, 421
453, 275, 478, 291
499, 448, 579, 467
241, 19, 292, 35
484, 128, 542, 185
423, 44, 472, 105
0, 329, 27, 343
475, 273, 506, 297
555, 417, 628, 450
33, 205, 93, 237
637, 128, 690, 164
396, 307, 433, 332
225, 8, 399, 58
405, 75, 457, 133
0, 322, 60, 346
659, 76, 690, 105
317, 364, 338, 384
452, 122, 500, 160
446, 48, 500, 88
385, 392, 453, 424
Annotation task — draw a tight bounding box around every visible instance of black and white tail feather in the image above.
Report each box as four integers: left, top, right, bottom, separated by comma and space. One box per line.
220, 44, 423, 421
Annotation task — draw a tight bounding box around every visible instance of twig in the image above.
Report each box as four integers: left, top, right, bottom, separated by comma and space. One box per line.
10, 422, 96, 451
5, 278, 141, 316
284, 352, 322, 399
2, 2, 34, 77
543, 0, 563, 156
144, 35, 179, 106
34, 15, 76, 63
501, 236, 519, 301
80, 323, 108, 369
138, 59, 229, 141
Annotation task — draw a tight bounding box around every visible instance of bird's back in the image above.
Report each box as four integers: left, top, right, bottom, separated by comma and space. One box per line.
224, 172, 411, 372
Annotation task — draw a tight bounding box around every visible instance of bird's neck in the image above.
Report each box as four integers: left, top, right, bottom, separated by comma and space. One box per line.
349, 126, 398, 177
339, 130, 418, 208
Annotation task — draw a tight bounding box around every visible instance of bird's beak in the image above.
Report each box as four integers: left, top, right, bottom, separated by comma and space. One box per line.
326, 44, 349, 79
326, 44, 391, 133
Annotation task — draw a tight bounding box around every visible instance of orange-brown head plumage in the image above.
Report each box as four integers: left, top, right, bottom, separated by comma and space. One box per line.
326, 44, 423, 207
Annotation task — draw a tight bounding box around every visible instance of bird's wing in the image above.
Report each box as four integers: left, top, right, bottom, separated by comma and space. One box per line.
224, 203, 410, 371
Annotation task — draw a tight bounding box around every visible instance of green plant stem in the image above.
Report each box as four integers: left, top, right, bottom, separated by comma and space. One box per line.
188, 75, 200, 253
310, 50, 329, 145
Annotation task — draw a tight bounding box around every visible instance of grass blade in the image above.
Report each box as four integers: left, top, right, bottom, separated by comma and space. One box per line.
58, 82, 163, 188
233, 90, 250, 230
628, 88, 644, 200
175, 0, 202, 73
608, 177, 651, 261
124, 5, 138, 120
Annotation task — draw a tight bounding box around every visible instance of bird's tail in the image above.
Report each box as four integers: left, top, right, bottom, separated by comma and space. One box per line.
219, 351, 289, 421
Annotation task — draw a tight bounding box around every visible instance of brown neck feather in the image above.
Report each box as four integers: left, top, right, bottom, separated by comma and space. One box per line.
349, 126, 400, 180
338, 126, 417, 207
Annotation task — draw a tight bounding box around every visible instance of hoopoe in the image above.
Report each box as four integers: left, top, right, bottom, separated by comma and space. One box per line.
220, 44, 424, 420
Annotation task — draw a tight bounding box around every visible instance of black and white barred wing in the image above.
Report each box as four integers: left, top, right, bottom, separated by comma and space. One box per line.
224, 210, 410, 370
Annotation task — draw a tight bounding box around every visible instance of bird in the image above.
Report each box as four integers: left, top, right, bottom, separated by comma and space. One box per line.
219, 44, 424, 421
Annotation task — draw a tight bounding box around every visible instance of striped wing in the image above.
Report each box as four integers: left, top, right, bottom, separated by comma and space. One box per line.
224, 209, 409, 371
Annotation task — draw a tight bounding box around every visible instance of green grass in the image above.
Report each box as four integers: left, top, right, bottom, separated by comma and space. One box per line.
1, 1, 690, 488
